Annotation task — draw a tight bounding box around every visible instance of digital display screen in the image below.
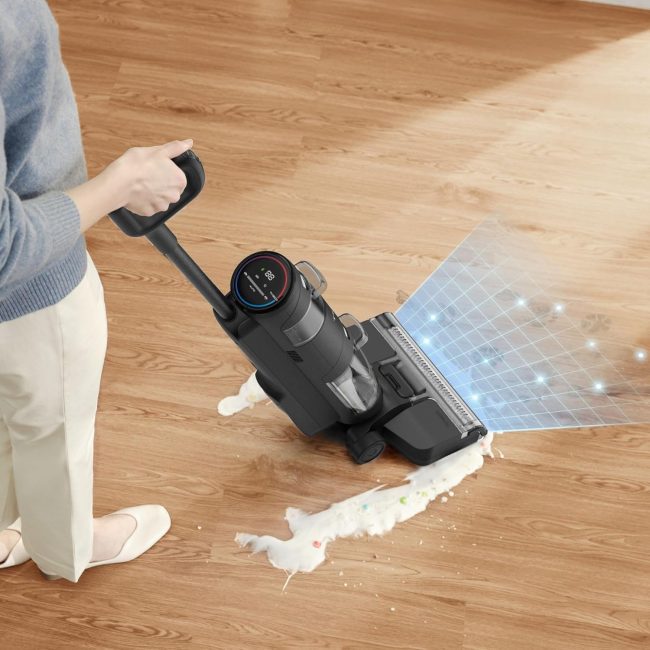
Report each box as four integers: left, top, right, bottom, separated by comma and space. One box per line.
233, 253, 291, 311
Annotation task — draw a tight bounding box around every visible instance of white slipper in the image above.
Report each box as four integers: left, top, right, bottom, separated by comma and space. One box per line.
0, 519, 30, 569
41, 505, 171, 580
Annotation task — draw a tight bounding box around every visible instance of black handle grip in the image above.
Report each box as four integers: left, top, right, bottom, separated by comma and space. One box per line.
108, 149, 205, 237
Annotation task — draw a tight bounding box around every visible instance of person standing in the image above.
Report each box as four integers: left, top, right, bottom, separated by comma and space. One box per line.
0, 0, 189, 581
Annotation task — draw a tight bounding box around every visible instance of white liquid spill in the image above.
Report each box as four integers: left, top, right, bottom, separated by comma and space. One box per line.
217, 372, 267, 416
236, 432, 494, 580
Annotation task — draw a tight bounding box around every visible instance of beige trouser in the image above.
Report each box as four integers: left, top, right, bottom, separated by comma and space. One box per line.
0, 253, 107, 581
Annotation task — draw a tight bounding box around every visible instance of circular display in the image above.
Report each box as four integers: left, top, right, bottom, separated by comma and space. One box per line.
232, 252, 291, 311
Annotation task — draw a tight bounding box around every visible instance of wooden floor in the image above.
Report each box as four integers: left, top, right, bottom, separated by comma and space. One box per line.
2, 0, 650, 647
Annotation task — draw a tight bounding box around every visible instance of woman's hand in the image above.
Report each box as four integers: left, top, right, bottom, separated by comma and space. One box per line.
109, 140, 192, 217
66, 139, 194, 233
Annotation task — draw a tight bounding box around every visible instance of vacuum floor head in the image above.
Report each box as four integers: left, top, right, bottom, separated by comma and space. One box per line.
347, 312, 487, 465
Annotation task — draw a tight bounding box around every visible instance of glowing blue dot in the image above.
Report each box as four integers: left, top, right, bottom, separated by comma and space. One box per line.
429, 314, 438, 321
423, 337, 430, 345
536, 375, 545, 384
516, 298, 526, 307
554, 303, 564, 313
586, 340, 597, 350
593, 381, 604, 392
635, 349, 647, 362
471, 393, 480, 402
482, 358, 489, 364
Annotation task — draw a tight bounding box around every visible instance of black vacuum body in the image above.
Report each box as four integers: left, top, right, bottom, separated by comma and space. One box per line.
109, 151, 487, 465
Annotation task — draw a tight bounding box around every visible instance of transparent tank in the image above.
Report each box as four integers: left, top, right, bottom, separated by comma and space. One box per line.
326, 331, 381, 416
288, 268, 381, 418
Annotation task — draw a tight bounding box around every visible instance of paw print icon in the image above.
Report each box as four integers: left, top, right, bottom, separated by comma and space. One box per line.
581, 313, 611, 334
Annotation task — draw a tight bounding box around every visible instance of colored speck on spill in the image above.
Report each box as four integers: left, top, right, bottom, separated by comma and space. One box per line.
362, 504, 369, 510
312, 540, 321, 548
399, 496, 408, 505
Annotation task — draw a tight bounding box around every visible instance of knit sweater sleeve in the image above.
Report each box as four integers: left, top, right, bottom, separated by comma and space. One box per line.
0, 99, 81, 290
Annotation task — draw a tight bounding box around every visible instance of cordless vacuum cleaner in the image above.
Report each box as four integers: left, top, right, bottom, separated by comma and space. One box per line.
109, 151, 487, 465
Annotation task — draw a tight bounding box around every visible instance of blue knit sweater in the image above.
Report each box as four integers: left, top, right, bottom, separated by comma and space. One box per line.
0, 1, 87, 322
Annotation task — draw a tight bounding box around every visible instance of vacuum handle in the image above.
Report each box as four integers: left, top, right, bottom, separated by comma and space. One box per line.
108, 149, 205, 237
108, 149, 235, 320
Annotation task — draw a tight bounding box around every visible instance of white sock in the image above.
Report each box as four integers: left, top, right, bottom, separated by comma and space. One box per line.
0, 529, 21, 563
91, 514, 137, 563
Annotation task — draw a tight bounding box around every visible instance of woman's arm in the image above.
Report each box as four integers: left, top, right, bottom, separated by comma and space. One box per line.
67, 139, 193, 233
1, 128, 192, 291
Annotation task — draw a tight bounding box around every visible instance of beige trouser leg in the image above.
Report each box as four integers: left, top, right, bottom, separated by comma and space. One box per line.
0, 254, 107, 581
0, 415, 18, 527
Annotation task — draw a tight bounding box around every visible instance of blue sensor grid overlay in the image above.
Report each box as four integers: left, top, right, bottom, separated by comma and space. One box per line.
397, 220, 650, 432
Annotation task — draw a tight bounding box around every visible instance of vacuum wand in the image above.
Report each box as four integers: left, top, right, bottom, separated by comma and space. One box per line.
146, 225, 234, 321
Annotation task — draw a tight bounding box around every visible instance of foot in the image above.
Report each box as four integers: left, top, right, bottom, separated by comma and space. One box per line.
41, 505, 171, 580
91, 513, 137, 563
0, 529, 21, 563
